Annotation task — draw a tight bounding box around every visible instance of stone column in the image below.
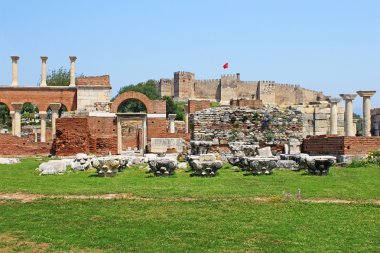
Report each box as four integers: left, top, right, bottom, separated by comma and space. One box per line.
184, 106, 189, 134
39, 111, 47, 142
339, 94, 357, 136
353, 119, 358, 136
117, 117, 122, 154
40, 56, 48, 87
357, 91, 376, 136
11, 56, 19, 87
11, 103, 23, 137
328, 98, 341, 135
9, 111, 15, 135
142, 117, 147, 154
69, 56, 77, 87
49, 103, 61, 139
168, 114, 176, 133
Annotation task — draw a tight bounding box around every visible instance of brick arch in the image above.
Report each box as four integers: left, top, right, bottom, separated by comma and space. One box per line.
111, 91, 153, 113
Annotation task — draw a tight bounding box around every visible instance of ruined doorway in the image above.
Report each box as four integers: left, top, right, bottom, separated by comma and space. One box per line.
117, 113, 147, 154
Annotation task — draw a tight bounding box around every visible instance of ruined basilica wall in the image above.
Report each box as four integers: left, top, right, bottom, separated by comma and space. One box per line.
77, 87, 111, 112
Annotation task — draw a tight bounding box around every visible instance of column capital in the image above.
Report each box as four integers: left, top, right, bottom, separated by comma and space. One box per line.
39, 111, 48, 119
357, 90, 376, 97
11, 56, 20, 61
168, 114, 176, 121
340, 94, 357, 101
49, 103, 61, 111
69, 56, 77, 62
11, 102, 23, 111
328, 97, 341, 104
40, 56, 48, 61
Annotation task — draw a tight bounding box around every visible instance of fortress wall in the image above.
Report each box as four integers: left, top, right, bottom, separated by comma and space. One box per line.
220, 75, 239, 102
237, 81, 258, 99
159, 79, 174, 97
301, 88, 326, 104
257, 81, 276, 105
194, 79, 220, 100
274, 84, 298, 106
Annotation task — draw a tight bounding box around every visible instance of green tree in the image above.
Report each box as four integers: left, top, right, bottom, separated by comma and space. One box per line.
42, 67, 84, 86
0, 103, 10, 128
117, 80, 160, 100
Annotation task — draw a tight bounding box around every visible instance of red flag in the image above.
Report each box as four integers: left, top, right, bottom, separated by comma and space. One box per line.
223, 63, 228, 69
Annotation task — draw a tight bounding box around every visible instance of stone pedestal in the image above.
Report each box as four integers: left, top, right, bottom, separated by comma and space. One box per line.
357, 91, 376, 136
340, 94, 357, 136
168, 114, 176, 133
328, 98, 341, 135
49, 103, 61, 139
40, 56, 48, 87
11, 56, 19, 87
69, 56, 77, 87
11, 103, 23, 137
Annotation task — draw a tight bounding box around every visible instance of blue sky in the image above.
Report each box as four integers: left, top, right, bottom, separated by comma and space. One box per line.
0, 0, 379, 112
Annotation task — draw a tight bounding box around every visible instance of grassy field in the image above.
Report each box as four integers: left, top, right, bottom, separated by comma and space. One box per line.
0, 158, 379, 252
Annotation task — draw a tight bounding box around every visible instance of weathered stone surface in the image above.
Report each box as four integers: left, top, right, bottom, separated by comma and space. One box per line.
177, 162, 188, 169
257, 147, 273, 157
0, 158, 20, 164
188, 155, 223, 177
305, 156, 336, 175
247, 157, 278, 175
70, 153, 91, 171
91, 157, 124, 177
288, 138, 301, 155
37, 160, 66, 175
276, 160, 299, 170
190, 141, 213, 155
147, 158, 177, 176
228, 142, 258, 156
151, 138, 185, 153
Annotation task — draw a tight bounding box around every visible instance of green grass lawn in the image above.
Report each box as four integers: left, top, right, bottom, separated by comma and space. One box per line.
0, 158, 379, 252
0, 158, 379, 200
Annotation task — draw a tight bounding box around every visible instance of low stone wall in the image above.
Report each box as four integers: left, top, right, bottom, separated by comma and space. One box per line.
303, 135, 380, 155
230, 99, 262, 108
0, 134, 52, 156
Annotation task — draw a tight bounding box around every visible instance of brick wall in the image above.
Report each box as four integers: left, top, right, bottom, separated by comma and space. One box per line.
0, 134, 52, 156
77, 75, 110, 87
303, 135, 380, 155
230, 99, 262, 108
188, 100, 211, 113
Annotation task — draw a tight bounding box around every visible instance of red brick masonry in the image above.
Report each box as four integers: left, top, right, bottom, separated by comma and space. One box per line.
303, 135, 380, 155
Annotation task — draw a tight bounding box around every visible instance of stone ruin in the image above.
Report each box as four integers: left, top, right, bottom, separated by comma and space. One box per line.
187, 154, 223, 177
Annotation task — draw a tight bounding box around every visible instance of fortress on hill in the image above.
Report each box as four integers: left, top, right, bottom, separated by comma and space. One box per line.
157, 71, 327, 106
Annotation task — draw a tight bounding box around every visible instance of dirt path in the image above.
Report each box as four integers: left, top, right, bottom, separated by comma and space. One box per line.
0, 192, 379, 205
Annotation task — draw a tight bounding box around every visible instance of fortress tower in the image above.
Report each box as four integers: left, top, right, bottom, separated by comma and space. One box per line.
174, 71, 195, 101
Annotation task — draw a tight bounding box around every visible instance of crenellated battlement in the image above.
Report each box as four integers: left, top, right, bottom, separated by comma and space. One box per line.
158, 70, 328, 106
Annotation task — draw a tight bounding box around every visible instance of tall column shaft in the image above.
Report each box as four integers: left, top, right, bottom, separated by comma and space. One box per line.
49, 103, 61, 139
363, 97, 371, 136
11, 103, 23, 137
69, 56, 77, 87
11, 56, 19, 87
330, 103, 338, 134
40, 56, 48, 86
40, 112, 47, 142
168, 114, 176, 133
340, 94, 357, 136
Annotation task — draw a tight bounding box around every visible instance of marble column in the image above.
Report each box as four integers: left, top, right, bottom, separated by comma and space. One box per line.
117, 117, 122, 154
328, 98, 341, 135
11, 56, 19, 87
339, 94, 357, 136
142, 117, 147, 154
40, 56, 48, 87
39, 111, 47, 142
168, 114, 176, 133
184, 106, 189, 134
11, 103, 23, 137
357, 91, 376, 136
69, 56, 77, 87
49, 103, 61, 139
